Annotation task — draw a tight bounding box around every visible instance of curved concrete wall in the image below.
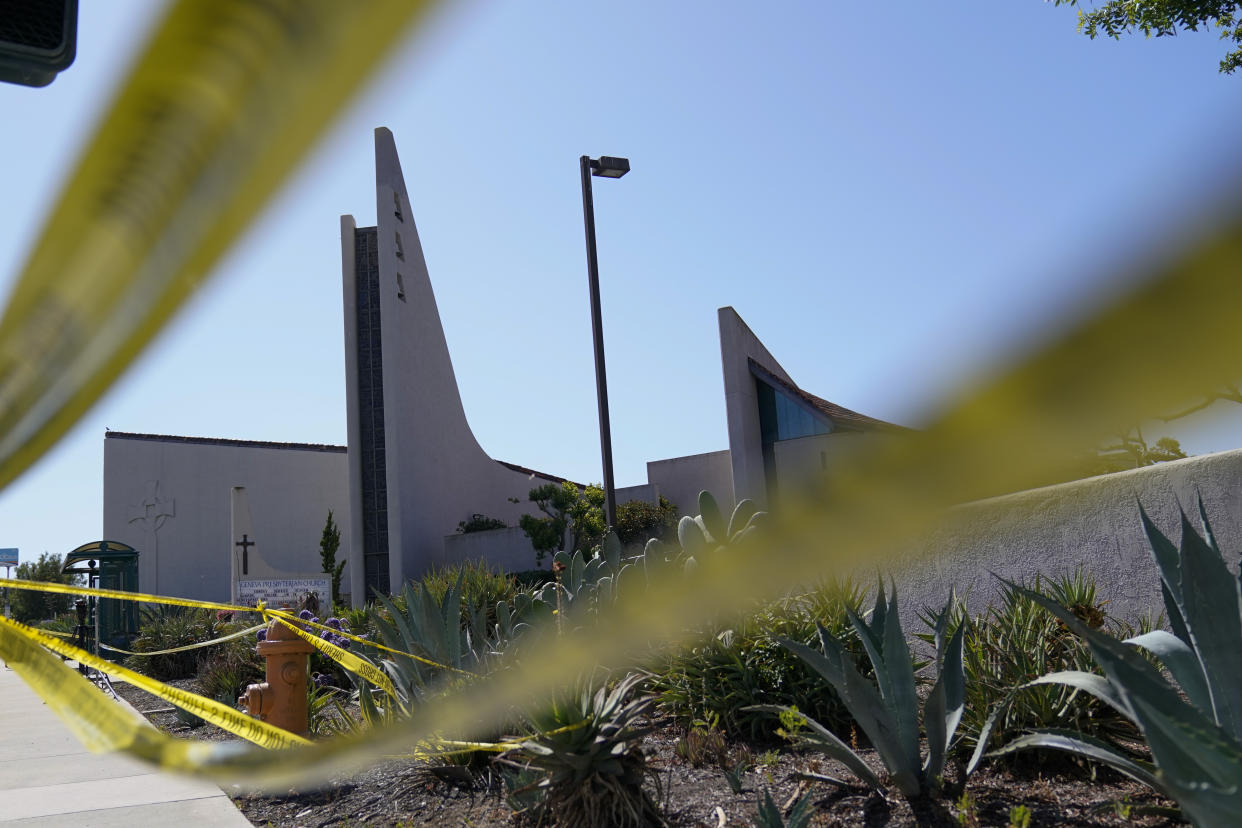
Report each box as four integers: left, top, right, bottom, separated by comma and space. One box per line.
343, 129, 575, 602
894, 448, 1242, 625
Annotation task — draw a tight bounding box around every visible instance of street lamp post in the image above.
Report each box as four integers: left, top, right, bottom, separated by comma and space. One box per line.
580, 155, 630, 528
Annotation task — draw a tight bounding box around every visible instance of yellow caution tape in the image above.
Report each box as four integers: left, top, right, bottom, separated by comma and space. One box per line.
100, 622, 266, 657
32, 628, 76, 638
0, 0, 438, 493
265, 615, 399, 701
0, 615, 309, 750
1, 612, 234, 765
0, 576, 257, 614
266, 607, 475, 677
2, 577, 469, 675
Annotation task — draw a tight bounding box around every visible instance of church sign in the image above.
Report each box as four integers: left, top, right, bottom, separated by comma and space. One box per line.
237, 577, 330, 612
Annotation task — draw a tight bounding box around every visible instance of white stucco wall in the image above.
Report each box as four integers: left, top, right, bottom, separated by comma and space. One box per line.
647, 450, 734, 516
442, 526, 539, 574
102, 433, 351, 603
891, 448, 1242, 626
772, 432, 897, 496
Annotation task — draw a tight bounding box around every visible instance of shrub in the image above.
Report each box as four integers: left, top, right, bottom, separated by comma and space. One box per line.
416, 558, 518, 629
511, 568, 555, 590
36, 612, 78, 635
456, 513, 506, 533
197, 630, 264, 702
126, 606, 230, 680
614, 496, 678, 547
951, 568, 1139, 763
653, 580, 869, 741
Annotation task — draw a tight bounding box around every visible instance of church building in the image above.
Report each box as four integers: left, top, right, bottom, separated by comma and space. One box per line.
102, 128, 904, 608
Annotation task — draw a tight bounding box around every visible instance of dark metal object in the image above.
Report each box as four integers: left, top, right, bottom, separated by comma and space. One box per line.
0, 0, 78, 87
63, 541, 139, 662
579, 155, 630, 528
74, 597, 89, 675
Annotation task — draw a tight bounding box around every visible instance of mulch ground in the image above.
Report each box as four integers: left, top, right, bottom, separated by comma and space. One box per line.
111, 679, 1185, 827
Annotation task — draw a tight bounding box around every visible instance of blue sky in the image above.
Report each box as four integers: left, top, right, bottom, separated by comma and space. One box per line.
0, 1, 1239, 565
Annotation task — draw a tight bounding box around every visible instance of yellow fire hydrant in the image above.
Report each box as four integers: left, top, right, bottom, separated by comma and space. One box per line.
239, 618, 315, 736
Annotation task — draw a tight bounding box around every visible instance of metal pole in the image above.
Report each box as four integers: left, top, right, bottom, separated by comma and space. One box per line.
580, 156, 618, 528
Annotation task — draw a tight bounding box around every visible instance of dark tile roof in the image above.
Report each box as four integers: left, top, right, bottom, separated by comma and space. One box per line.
105, 431, 580, 480
496, 460, 580, 487
104, 431, 347, 453
747, 359, 912, 433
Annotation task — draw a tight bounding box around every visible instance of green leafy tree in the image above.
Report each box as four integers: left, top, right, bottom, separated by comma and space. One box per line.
319, 510, 345, 606
518, 481, 606, 566
11, 552, 77, 623
1053, 1, 1242, 74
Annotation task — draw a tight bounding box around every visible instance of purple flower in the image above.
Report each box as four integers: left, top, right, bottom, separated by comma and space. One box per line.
256, 628, 266, 642
326, 618, 343, 631
298, 609, 313, 620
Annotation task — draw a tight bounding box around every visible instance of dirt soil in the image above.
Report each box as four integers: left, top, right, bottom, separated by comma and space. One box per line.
111, 679, 1185, 827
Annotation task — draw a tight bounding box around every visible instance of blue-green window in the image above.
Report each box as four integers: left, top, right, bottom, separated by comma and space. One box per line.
755, 375, 832, 502
756, 378, 831, 444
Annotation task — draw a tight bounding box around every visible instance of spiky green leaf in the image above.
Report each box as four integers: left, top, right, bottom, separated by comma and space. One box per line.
727, 498, 759, 540
745, 704, 883, 790
990, 729, 1164, 793
1125, 630, 1211, 715
677, 515, 707, 557
1173, 507, 1242, 738
1138, 503, 1191, 646
698, 490, 727, 544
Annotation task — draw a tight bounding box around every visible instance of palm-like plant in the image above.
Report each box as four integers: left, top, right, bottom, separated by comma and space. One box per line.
502, 672, 663, 828
972, 498, 1242, 827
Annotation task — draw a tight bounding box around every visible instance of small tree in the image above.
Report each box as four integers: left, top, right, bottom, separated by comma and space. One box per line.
319, 510, 345, 606
12, 552, 77, 623
1084, 427, 1187, 477
518, 481, 606, 566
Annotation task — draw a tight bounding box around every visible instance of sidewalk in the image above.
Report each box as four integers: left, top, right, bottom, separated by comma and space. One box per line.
0, 665, 251, 827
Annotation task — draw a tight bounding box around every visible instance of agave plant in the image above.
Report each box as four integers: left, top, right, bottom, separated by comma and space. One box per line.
501, 672, 663, 828
351, 573, 501, 721
674, 491, 763, 567
750, 583, 967, 799
972, 498, 1242, 827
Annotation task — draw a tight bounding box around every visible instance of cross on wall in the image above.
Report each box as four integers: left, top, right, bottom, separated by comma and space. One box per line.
235, 534, 254, 575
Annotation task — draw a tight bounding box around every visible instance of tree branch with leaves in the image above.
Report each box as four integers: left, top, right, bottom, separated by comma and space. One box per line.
1053, 1, 1242, 73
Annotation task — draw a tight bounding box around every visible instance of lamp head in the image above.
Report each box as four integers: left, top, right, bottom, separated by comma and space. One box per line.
590, 156, 630, 179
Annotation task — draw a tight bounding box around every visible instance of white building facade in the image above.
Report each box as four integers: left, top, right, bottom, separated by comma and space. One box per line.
100, 129, 904, 607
